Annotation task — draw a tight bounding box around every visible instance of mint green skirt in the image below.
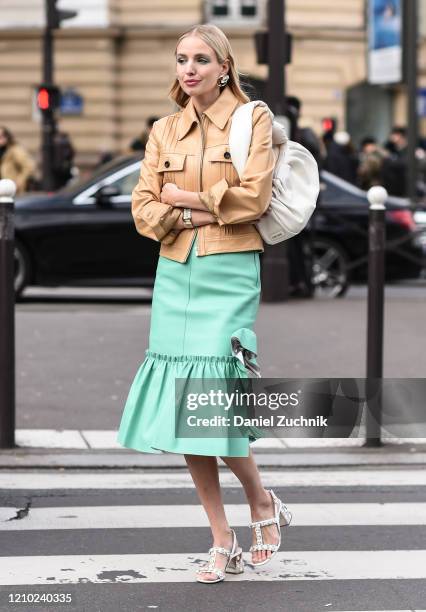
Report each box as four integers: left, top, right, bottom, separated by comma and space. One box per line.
116, 232, 262, 457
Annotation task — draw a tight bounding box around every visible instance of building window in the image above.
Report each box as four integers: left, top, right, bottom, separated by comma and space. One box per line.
240, 0, 257, 17
205, 0, 263, 26
212, 0, 229, 17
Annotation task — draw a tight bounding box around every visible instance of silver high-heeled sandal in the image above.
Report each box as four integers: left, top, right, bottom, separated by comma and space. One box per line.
196, 528, 244, 583
249, 488, 292, 567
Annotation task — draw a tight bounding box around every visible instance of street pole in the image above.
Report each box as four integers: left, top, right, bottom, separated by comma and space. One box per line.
261, 0, 290, 302
405, 0, 418, 205
41, 1, 57, 191
0, 179, 16, 449
364, 186, 387, 448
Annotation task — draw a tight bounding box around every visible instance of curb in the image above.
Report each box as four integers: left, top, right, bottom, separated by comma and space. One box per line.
1, 444, 426, 470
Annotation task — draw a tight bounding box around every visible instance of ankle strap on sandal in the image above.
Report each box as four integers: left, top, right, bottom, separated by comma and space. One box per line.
208, 546, 231, 557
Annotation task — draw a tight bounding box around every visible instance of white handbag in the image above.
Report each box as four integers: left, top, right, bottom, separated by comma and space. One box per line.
229, 100, 320, 245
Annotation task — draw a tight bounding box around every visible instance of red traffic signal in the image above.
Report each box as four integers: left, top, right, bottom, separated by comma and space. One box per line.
36, 85, 61, 113
321, 117, 337, 133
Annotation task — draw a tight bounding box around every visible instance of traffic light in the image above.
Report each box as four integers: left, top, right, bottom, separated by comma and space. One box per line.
321, 117, 337, 134
36, 84, 61, 114
254, 31, 292, 65
46, 0, 77, 29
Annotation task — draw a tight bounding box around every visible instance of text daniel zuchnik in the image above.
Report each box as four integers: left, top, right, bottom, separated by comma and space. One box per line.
187, 415, 328, 427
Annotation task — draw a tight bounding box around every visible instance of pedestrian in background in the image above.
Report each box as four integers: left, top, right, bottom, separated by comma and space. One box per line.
382, 126, 409, 196
128, 116, 159, 153
52, 130, 75, 189
0, 126, 36, 194
116, 23, 292, 583
357, 136, 389, 191
286, 95, 322, 168
324, 130, 359, 184
284, 95, 320, 297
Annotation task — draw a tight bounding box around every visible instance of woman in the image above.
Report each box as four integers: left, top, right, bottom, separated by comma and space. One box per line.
116, 24, 292, 583
0, 126, 36, 194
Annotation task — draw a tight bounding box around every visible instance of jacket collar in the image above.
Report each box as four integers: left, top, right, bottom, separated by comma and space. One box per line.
177, 86, 240, 141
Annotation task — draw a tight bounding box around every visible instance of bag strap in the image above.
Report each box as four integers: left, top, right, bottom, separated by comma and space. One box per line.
229, 100, 286, 178
229, 100, 272, 177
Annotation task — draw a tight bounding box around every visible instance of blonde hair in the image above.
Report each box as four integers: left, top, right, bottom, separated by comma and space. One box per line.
169, 24, 250, 108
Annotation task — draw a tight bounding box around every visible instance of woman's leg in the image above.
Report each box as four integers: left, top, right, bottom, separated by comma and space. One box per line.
220, 447, 280, 565
184, 454, 235, 580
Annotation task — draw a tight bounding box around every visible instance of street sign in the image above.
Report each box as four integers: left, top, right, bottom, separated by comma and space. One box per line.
417, 88, 426, 117
60, 88, 84, 116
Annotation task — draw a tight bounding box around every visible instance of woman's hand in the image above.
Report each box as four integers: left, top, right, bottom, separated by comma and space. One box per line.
161, 187, 210, 212
160, 183, 181, 206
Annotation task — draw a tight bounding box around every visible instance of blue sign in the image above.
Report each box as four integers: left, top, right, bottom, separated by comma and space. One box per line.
370, 0, 402, 51
418, 89, 426, 118
368, 0, 403, 84
60, 88, 84, 116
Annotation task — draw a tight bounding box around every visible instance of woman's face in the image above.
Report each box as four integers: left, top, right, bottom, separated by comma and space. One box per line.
176, 35, 229, 98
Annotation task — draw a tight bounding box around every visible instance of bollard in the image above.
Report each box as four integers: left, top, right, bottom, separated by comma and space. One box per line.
0, 179, 16, 448
364, 186, 387, 448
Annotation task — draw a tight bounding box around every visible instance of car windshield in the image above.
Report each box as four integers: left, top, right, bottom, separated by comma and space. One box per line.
59, 155, 142, 195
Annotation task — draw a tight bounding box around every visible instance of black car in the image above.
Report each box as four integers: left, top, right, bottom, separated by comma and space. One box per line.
311, 171, 424, 296
12, 157, 424, 298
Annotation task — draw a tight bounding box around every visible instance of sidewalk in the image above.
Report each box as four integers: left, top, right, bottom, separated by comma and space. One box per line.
1, 430, 426, 469
8, 283, 426, 471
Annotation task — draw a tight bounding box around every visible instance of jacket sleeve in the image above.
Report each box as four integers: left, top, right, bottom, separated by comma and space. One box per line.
131, 120, 182, 244
198, 106, 274, 226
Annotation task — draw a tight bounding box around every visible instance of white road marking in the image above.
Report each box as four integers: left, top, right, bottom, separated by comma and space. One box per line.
1, 503, 425, 531
1, 469, 426, 489
1, 551, 426, 584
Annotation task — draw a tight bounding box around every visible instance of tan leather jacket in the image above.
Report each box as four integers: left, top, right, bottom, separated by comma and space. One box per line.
131, 86, 275, 263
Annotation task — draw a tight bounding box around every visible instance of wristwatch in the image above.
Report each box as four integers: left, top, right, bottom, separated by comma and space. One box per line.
182, 208, 194, 228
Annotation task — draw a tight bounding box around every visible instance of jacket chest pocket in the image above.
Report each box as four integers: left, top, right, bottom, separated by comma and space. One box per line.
157, 152, 186, 188
206, 146, 238, 186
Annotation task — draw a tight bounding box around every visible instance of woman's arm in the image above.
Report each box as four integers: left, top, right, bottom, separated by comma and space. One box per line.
132, 122, 183, 243
160, 183, 209, 212
170, 209, 217, 230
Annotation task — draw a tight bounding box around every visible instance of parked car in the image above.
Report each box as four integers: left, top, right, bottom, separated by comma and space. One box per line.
413, 208, 426, 263
310, 171, 424, 296
13, 157, 424, 299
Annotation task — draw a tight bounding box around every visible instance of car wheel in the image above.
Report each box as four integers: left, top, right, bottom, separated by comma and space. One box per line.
14, 239, 31, 299
312, 238, 349, 298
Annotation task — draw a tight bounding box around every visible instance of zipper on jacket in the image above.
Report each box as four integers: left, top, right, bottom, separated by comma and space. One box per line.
199, 114, 205, 191
197, 114, 206, 256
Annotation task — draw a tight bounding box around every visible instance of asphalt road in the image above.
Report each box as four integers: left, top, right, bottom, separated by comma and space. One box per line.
1, 466, 426, 611
14, 283, 426, 430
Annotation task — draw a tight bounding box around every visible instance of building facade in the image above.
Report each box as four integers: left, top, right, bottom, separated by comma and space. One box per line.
0, 0, 424, 169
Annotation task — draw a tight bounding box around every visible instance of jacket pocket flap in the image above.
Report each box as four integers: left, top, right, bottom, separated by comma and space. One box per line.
157, 153, 186, 172
208, 146, 233, 163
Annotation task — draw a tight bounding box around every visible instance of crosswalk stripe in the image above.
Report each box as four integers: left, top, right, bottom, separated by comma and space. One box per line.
1, 551, 426, 584
1, 503, 425, 531
1, 469, 426, 489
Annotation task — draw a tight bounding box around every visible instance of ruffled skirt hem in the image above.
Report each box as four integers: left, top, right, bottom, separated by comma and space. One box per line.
116, 347, 263, 457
